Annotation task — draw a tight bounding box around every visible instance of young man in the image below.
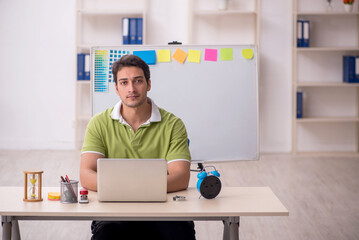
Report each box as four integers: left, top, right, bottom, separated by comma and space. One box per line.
80, 55, 196, 240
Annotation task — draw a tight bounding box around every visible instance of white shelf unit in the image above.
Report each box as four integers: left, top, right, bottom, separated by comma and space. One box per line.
292, 0, 359, 154
75, 0, 147, 149
188, 0, 260, 45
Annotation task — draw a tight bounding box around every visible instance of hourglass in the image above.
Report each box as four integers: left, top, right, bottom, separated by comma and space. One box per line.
23, 170, 43, 202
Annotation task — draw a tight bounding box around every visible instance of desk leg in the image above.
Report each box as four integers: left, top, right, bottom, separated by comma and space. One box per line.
12, 220, 21, 240
1, 216, 12, 240
223, 217, 240, 240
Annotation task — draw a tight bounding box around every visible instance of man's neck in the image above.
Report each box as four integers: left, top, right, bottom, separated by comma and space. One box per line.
120, 99, 152, 132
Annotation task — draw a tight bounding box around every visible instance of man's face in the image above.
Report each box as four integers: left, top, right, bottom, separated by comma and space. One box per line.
115, 66, 151, 108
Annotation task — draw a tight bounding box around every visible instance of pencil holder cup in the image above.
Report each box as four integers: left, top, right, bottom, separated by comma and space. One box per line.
60, 180, 79, 203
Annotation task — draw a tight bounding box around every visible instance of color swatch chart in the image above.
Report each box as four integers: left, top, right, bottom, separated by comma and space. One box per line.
94, 50, 109, 93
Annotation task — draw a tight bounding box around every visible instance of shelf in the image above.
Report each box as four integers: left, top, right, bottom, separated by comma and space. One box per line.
296, 12, 359, 16
296, 47, 359, 52
193, 10, 257, 16
296, 117, 359, 123
293, 0, 359, 155
78, 9, 143, 16
77, 80, 90, 85
296, 82, 359, 87
188, 0, 259, 45
77, 44, 115, 50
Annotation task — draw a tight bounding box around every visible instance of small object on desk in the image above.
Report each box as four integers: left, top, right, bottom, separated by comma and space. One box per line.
196, 164, 222, 199
79, 188, 89, 204
173, 195, 186, 201
23, 170, 43, 202
48, 192, 61, 201
60, 175, 78, 203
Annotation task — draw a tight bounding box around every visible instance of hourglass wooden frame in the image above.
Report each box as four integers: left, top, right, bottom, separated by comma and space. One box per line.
23, 170, 43, 202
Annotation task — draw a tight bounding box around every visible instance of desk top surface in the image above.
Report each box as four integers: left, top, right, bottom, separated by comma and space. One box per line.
0, 187, 288, 217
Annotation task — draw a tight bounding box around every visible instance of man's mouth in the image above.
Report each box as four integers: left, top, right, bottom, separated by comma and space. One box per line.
127, 95, 139, 99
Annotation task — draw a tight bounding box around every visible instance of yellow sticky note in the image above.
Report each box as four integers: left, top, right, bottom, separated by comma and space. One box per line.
158, 49, 171, 62
172, 48, 188, 64
187, 49, 201, 63
220, 48, 233, 61
242, 49, 254, 60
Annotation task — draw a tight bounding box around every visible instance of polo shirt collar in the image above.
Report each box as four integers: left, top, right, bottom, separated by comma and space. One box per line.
110, 98, 162, 124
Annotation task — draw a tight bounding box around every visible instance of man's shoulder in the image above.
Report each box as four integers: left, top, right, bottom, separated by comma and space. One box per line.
157, 107, 185, 127
89, 108, 114, 124
158, 107, 180, 121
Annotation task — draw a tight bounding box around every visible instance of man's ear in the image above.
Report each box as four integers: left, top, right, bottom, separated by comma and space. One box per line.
147, 79, 151, 91
115, 83, 120, 96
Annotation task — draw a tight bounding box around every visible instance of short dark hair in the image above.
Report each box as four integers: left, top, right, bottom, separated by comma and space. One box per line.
112, 55, 150, 84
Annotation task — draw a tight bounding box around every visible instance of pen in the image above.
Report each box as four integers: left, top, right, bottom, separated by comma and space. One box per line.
60, 176, 66, 182
64, 174, 77, 201
65, 175, 71, 183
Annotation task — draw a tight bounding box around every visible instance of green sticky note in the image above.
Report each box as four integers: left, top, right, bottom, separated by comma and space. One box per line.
220, 48, 233, 61
158, 49, 171, 62
242, 49, 254, 60
187, 49, 201, 63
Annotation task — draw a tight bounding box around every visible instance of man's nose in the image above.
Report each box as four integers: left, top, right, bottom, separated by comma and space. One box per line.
128, 82, 135, 92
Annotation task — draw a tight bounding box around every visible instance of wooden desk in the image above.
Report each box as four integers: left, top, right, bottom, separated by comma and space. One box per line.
0, 187, 288, 240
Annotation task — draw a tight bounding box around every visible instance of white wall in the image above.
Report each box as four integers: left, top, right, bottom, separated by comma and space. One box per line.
0, 0, 293, 152
0, 0, 76, 149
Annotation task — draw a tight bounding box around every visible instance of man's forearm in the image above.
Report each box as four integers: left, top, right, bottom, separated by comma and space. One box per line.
167, 171, 190, 193
80, 168, 98, 191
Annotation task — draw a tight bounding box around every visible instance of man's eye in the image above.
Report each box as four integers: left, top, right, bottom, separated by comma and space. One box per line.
120, 81, 127, 85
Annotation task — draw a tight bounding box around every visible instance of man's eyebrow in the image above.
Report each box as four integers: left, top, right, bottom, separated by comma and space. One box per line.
118, 76, 144, 81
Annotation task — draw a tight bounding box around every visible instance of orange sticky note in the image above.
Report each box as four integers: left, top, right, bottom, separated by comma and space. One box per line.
172, 48, 188, 64
188, 49, 201, 63
158, 49, 171, 62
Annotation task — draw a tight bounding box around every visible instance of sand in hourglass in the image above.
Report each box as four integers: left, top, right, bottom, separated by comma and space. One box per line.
29, 177, 37, 198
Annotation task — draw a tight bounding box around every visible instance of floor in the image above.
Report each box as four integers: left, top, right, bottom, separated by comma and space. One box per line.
0, 150, 358, 240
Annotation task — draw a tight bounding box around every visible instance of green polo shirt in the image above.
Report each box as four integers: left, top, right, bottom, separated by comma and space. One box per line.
81, 99, 191, 163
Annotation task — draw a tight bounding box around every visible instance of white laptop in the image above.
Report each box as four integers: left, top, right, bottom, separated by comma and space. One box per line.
97, 158, 167, 202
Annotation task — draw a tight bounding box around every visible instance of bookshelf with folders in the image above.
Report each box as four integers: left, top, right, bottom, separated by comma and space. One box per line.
188, 0, 260, 45
293, 0, 359, 154
75, 0, 147, 149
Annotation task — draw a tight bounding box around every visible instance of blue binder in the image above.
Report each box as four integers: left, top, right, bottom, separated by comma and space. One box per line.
356, 56, 359, 82
136, 18, 143, 44
129, 18, 137, 44
343, 56, 357, 83
77, 53, 85, 80
297, 91, 303, 118
297, 20, 303, 47
302, 20, 310, 47
122, 17, 129, 45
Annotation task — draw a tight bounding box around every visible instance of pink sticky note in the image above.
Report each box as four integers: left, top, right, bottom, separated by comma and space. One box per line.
204, 49, 218, 61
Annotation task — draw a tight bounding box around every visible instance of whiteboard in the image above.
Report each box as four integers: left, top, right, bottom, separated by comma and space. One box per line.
90, 45, 259, 162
